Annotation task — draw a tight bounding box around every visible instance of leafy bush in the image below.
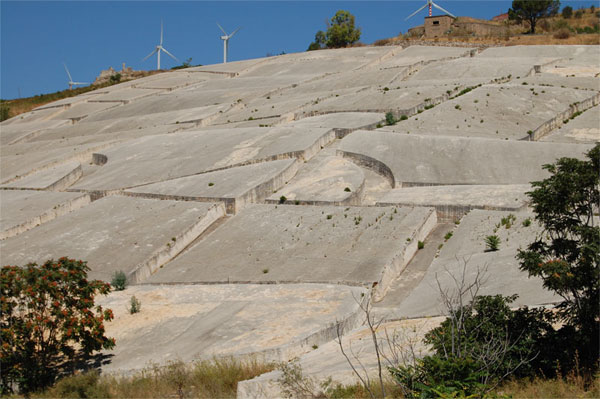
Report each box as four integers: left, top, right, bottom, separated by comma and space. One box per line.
0, 258, 115, 394
111, 270, 127, 291
0, 104, 9, 122
484, 235, 500, 251
562, 6, 573, 18
385, 112, 396, 125
400, 115, 408, 121
52, 371, 110, 399
279, 195, 287, 204
417, 241, 424, 250
517, 143, 600, 373
391, 295, 555, 397
109, 73, 121, 84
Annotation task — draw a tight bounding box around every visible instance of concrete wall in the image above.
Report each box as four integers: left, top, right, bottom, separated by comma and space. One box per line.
0, 194, 92, 240
128, 202, 226, 283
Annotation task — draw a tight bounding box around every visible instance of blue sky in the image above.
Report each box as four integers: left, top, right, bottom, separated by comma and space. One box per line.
1, 1, 597, 99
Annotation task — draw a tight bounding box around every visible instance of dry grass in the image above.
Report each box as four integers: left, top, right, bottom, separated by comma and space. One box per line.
26, 358, 275, 399
496, 374, 600, 398
380, 6, 599, 47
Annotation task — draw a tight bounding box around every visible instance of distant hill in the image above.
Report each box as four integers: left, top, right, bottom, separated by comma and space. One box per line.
374, 6, 599, 46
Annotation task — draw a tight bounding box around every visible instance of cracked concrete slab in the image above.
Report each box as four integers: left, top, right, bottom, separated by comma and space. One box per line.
0, 196, 224, 282
338, 131, 593, 186
98, 283, 367, 373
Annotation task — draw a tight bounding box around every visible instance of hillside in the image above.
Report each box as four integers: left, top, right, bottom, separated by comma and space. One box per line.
1, 42, 599, 397
375, 5, 600, 46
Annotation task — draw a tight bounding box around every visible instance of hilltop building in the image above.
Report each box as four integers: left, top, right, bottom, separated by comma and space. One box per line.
408, 15, 511, 38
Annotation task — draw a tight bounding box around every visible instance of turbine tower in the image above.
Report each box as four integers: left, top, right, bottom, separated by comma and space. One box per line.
405, 0, 456, 20
63, 63, 87, 90
142, 20, 179, 70
217, 23, 240, 64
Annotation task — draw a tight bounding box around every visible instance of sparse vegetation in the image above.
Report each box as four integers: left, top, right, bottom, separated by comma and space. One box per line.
417, 240, 424, 249
111, 270, 128, 291
485, 235, 501, 251
129, 295, 141, 314
385, 111, 396, 125
279, 195, 287, 204
30, 359, 275, 399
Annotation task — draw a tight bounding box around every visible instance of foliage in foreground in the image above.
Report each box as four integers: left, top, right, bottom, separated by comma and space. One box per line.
517, 143, 599, 373
27, 358, 275, 399
0, 258, 115, 394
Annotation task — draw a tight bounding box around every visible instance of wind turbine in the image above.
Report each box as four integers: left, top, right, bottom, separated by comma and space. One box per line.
217, 23, 240, 64
142, 20, 179, 70
405, 0, 456, 20
63, 63, 87, 90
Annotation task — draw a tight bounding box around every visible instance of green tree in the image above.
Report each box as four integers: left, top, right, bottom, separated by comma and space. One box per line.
307, 30, 326, 51
562, 5, 573, 18
517, 143, 599, 373
0, 258, 115, 394
509, 0, 561, 33
307, 10, 361, 50
326, 10, 361, 48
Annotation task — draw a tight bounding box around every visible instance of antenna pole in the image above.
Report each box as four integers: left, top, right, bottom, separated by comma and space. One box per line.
429, 3, 432, 16
158, 49, 161, 70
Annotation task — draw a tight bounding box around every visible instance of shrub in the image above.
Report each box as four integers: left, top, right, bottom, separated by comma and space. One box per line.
400, 115, 408, 121
0, 258, 115, 394
344, 187, 351, 192
574, 9, 583, 18
522, 217, 532, 227
484, 235, 500, 251
562, 6, 573, 18
417, 240, 425, 249
517, 143, 600, 374
52, 371, 110, 399
279, 195, 287, 204
111, 270, 127, 291
129, 295, 141, 314
385, 112, 396, 125
444, 231, 453, 241
109, 73, 121, 84
0, 104, 9, 122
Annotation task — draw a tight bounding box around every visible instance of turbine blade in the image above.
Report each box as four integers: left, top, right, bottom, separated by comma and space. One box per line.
405, 3, 429, 20
216, 22, 227, 35
229, 27, 241, 38
142, 48, 158, 62
161, 47, 179, 62
432, 2, 456, 17
73, 82, 88, 85
63, 63, 73, 82
160, 20, 164, 45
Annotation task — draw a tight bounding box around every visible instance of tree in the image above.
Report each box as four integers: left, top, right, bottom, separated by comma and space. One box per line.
1, 258, 115, 394
562, 5, 573, 18
517, 143, 599, 373
307, 30, 326, 51
307, 10, 361, 51
326, 10, 361, 48
509, 0, 561, 33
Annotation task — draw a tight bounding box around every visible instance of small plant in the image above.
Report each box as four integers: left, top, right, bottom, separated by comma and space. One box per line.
376, 123, 383, 128
444, 231, 453, 241
522, 217, 532, 227
208, 182, 214, 186
111, 270, 127, 291
326, 214, 333, 220
417, 240, 425, 249
312, 344, 318, 349
262, 268, 269, 274
129, 295, 141, 314
501, 214, 516, 229
294, 200, 300, 205
279, 195, 287, 204
400, 114, 408, 121
485, 235, 500, 252
344, 187, 351, 192
385, 111, 396, 125
454, 104, 461, 110
383, 87, 389, 91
